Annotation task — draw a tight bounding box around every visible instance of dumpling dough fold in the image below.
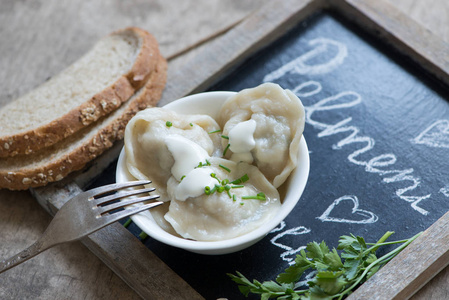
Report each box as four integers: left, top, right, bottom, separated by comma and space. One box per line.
165, 157, 281, 241
218, 83, 305, 188
124, 107, 222, 201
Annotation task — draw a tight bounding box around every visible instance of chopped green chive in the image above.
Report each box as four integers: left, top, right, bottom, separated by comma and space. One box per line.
231, 184, 244, 188
180, 175, 186, 181
210, 173, 221, 184
190, 123, 193, 126
204, 171, 265, 203
231, 174, 249, 184
123, 218, 132, 228
204, 186, 211, 195
221, 135, 229, 139
166, 121, 173, 127
242, 192, 266, 201
206, 186, 217, 195
219, 164, 231, 173
196, 160, 211, 168
223, 144, 230, 156
209, 129, 221, 134
139, 231, 148, 240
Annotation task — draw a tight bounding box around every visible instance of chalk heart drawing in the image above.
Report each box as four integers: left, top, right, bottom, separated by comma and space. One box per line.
413, 119, 449, 149
318, 195, 378, 224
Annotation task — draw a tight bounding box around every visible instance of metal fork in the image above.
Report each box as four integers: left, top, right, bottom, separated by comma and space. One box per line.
0, 180, 162, 273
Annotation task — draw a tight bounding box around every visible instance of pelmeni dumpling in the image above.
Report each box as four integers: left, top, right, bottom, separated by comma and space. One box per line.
218, 83, 305, 188
165, 157, 281, 241
124, 107, 222, 201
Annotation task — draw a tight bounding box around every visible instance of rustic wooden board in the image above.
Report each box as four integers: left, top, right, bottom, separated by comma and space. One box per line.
3, 0, 449, 298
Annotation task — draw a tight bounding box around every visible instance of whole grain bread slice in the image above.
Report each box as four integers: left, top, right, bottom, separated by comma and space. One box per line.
0, 56, 167, 190
0, 27, 160, 158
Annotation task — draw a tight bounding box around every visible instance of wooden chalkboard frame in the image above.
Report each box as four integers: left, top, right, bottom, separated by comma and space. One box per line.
30, 0, 449, 299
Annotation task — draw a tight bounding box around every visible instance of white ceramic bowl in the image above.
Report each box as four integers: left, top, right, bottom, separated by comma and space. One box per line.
116, 91, 310, 255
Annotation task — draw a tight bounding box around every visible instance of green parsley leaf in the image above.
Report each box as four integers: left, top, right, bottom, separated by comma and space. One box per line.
230, 231, 422, 300
277, 250, 311, 283
324, 249, 344, 271
310, 271, 347, 295
343, 259, 361, 281
306, 241, 329, 261
337, 234, 358, 250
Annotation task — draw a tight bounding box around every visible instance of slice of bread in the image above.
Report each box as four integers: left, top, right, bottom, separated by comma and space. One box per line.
0, 56, 167, 190
0, 27, 160, 158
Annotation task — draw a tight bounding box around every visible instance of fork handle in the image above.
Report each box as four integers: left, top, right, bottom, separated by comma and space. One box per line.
0, 241, 44, 273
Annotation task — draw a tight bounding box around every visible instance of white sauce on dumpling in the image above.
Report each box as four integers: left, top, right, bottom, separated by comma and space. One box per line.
165, 157, 280, 241
218, 83, 305, 188
165, 135, 210, 181
174, 167, 216, 201
124, 107, 222, 202
229, 119, 256, 153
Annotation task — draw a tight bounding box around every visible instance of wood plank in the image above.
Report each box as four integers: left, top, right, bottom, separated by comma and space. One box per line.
329, 0, 449, 87
348, 211, 449, 300
159, 0, 325, 106
0, 187, 144, 299
0, 0, 265, 108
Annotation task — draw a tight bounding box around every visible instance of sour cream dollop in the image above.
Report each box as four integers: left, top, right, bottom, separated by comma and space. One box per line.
165, 135, 215, 201
165, 135, 210, 181
228, 119, 256, 163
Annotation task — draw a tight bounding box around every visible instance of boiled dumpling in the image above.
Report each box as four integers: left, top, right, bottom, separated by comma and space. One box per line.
218, 83, 305, 188
165, 157, 281, 241
124, 107, 222, 201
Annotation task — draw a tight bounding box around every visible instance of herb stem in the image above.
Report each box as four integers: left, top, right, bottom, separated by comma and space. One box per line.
367, 231, 394, 254
366, 239, 414, 247
336, 231, 422, 300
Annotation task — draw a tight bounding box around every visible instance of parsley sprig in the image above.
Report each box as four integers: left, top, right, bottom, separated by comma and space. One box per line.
229, 231, 421, 299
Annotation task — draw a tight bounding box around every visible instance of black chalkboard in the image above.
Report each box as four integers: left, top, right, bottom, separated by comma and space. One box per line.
91, 11, 449, 299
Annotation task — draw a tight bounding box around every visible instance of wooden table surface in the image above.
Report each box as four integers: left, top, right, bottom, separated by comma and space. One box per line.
0, 0, 448, 299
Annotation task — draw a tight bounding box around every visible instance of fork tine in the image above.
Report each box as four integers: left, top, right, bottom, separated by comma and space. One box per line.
102, 201, 164, 225
86, 180, 152, 198
97, 195, 161, 215
93, 187, 156, 205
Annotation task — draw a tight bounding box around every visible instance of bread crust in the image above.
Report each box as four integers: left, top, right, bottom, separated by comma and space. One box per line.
0, 27, 160, 158
0, 56, 167, 190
